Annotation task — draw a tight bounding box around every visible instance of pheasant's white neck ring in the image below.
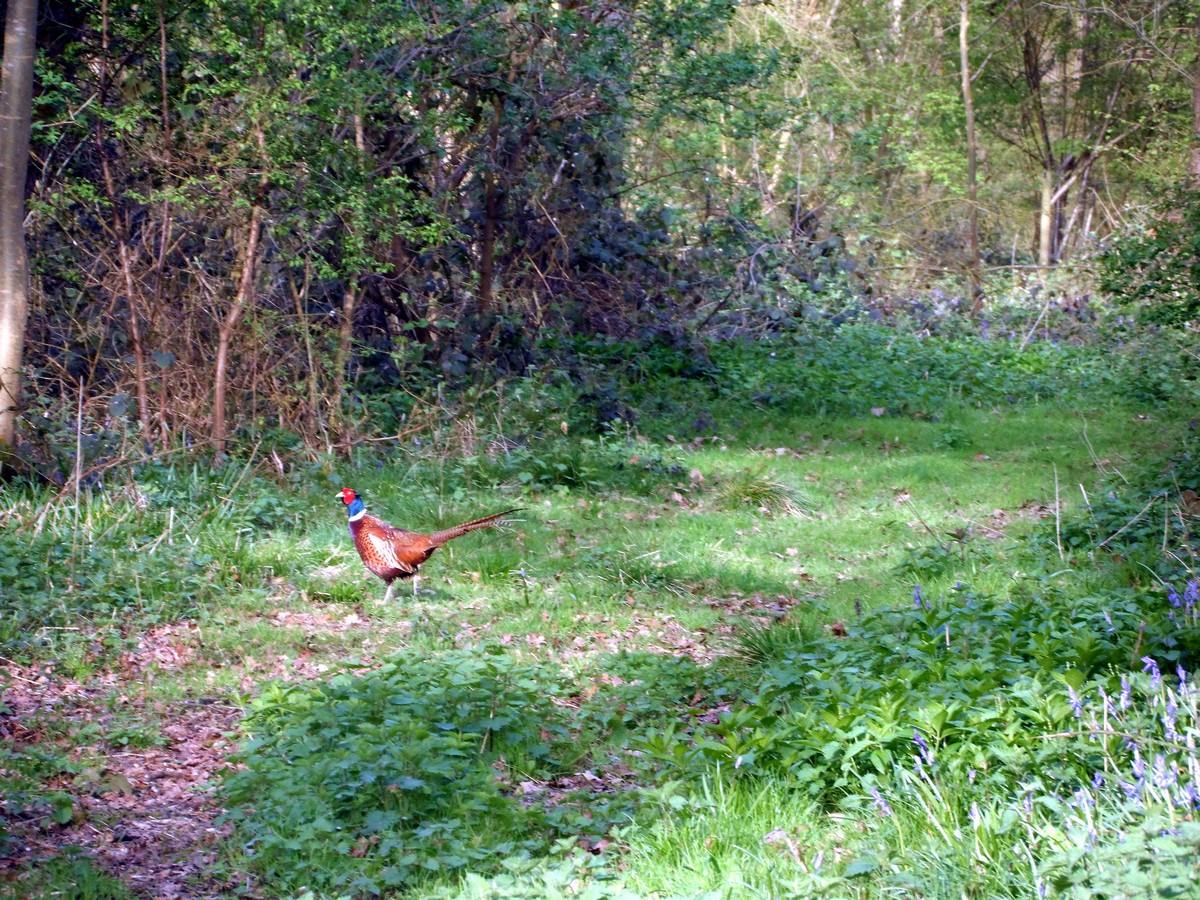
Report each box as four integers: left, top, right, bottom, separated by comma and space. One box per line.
348, 508, 366, 523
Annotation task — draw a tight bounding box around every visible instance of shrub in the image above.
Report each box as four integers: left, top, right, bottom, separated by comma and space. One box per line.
1098, 188, 1200, 328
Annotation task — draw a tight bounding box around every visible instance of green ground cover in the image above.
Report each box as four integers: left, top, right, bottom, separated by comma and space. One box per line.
2, 324, 1198, 897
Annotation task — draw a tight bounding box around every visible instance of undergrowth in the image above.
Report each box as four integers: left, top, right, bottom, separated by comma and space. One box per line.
3, 320, 1199, 896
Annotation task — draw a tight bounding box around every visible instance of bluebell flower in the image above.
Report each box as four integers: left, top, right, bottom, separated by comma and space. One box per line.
1099, 687, 1116, 717
1181, 782, 1200, 808
869, 786, 893, 816
1168, 586, 1181, 607
1176, 665, 1188, 692
1163, 697, 1179, 742
1067, 686, 1082, 718
1119, 780, 1140, 801
913, 584, 923, 608
1153, 755, 1175, 790
1024, 792, 1033, 816
1092, 771, 1104, 788
913, 729, 934, 766
1120, 675, 1132, 710
969, 803, 982, 828
1132, 745, 1145, 781
1142, 656, 1162, 689
1185, 580, 1198, 613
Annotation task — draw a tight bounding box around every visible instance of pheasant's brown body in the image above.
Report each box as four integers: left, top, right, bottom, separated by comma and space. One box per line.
337, 488, 519, 601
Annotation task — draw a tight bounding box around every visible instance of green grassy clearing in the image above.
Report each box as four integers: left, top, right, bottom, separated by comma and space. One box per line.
2, 333, 1197, 897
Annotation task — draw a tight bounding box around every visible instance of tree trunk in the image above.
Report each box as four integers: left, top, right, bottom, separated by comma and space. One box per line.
212, 202, 265, 461
213, 128, 269, 462
477, 97, 504, 316
99, 153, 152, 440
1192, 15, 1200, 184
331, 281, 359, 446
0, 0, 37, 454
959, 0, 983, 310
1038, 168, 1054, 269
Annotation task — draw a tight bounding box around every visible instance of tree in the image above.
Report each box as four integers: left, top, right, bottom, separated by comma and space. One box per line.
959, 0, 982, 304
0, 0, 36, 455
1193, 11, 1200, 184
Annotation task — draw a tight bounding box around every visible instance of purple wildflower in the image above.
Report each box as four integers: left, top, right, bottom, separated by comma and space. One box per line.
1132, 744, 1146, 781
1092, 771, 1104, 788
913, 729, 934, 766
1142, 656, 1162, 689
1181, 782, 1200, 808
869, 786, 893, 816
1067, 686, 1083, 718
1099, 687, 1116, 717
969, 802, 982, 828
1119, 780, 1141, 801
1153, 755, 1176, 790
1024, 792, 1033, 816
1185, 579, 1199, 612
1177, 666, 1188, 692
1120, 675, 1132, 710
1163, 697, 1180, 742
1169, 585, 1182, 607
913, 584, 923, 608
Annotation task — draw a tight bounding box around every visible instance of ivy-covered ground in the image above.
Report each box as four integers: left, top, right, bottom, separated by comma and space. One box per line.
2, 322, 1199, 897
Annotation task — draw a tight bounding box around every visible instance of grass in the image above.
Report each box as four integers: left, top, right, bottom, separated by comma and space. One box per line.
1, 329, 1197, 896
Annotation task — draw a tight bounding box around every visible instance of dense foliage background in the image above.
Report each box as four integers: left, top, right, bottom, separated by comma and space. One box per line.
4, 0, 1197, 473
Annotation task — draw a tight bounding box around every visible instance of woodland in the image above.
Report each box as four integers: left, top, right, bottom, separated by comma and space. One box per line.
2, 0, 1200, 897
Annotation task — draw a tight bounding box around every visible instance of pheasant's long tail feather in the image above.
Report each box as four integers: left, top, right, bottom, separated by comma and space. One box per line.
429, 508, 522, 546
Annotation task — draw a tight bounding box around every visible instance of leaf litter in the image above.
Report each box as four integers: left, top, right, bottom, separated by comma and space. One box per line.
2, 582, 779, 895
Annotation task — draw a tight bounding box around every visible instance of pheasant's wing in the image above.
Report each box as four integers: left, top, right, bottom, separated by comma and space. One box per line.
360, 523, 419, 576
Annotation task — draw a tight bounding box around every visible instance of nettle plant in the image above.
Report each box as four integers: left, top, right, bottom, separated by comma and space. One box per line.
219, 649, 583, 895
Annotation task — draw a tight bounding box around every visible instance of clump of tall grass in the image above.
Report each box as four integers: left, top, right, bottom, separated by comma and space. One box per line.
715, 469, 811, 517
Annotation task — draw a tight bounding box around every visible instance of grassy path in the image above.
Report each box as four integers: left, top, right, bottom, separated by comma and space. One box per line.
0, 399, 1182, 897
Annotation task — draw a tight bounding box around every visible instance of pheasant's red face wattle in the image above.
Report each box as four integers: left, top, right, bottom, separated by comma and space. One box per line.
337, 488, 357, 505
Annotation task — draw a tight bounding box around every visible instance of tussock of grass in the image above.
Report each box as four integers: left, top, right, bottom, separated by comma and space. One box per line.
714, 468, 812, 517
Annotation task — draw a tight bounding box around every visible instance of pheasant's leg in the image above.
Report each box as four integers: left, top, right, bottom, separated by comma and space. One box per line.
412, 574, 420, 597
382, 580, 397, 605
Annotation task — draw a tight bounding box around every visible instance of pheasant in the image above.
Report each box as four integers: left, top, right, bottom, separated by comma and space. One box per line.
336, 488, 521, 602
